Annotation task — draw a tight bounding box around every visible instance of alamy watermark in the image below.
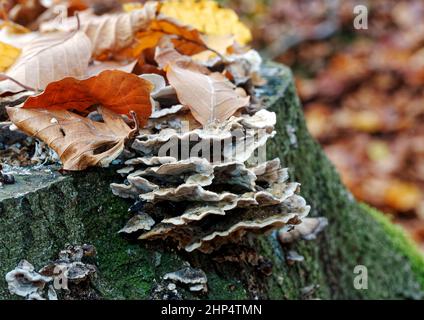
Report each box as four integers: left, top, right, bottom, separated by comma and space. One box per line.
353, 265, 368, 290
353, 5, 368, 30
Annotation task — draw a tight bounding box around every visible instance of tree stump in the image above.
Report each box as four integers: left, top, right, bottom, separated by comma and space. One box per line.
1, 62, 423, 299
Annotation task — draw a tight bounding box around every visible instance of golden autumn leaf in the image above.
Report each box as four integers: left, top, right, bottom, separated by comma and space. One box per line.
157, 0, 252, 45
0, 41, 20, 71
6, 106, 136, 171
0, 30, 92, 94
132, 18, 207, 58
23, 70, 154, 126
167, 59, 250, 126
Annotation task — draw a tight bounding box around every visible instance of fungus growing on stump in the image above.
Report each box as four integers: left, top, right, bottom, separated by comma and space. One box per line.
112, 72, 311, 253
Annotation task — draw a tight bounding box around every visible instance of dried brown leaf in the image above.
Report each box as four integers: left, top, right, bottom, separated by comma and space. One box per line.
40, 3, 158, 59
6, 106, 135, 171
167, 60, 250, 126
0, 30, 92, 94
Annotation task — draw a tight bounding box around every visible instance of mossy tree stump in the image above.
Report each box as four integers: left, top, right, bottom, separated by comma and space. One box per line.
0, 62, 423, 299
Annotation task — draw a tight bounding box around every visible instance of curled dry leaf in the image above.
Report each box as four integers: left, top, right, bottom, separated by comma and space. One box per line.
22, 70, 154, 125
0, 30, 92, 94
6, 106, 136, 171
167, 60, 250, 126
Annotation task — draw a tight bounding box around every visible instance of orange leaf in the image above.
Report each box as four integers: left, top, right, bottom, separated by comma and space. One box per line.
23, 70, 153, 126
130, 18, 207, 59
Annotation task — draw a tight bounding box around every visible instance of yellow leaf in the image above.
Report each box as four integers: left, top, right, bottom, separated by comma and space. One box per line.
125, 0, 252, 45
0, 41, 21, 72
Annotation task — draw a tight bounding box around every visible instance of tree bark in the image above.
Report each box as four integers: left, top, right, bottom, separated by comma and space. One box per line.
0, 62, 423, 300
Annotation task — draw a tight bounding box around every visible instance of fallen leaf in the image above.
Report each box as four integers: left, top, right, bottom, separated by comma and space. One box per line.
0, 41, 20, 71
158, 0, 252, 45
86, 60, 137, 77
154, 37, 186, 68
137, 18, 206, 56
6, 106, 135, 171
41, 3, 210, 60
0, 30, 92, 94
192, 34, 235, 63
23, 70, 154, 125
40, 3, 158, 59
154, 37, 209, 71
167, 60, 250, 126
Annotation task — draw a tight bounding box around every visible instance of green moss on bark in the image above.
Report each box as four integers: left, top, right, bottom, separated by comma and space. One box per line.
262, 62, 424, 299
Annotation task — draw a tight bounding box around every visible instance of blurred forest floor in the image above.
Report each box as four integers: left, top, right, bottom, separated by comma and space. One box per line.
223, 0, 424, 250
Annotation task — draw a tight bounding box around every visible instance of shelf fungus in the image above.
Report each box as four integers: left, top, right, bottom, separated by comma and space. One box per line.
278, 217, 328, 244
5, 245, 97, 300
163, 266, 208, 293
5, 260, 54, 300
111, 82, 311, 253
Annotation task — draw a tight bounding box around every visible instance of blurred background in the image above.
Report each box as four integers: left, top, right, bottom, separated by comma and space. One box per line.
219, 0, 424, 250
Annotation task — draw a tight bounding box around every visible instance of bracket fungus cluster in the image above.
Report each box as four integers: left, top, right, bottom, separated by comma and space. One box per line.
5, 245, 97, 300
163, 266, 208, 293
5, 260, 56, 300
112, 70, 311, 253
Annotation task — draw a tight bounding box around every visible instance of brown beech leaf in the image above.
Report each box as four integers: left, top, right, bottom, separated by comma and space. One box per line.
40, 5, 207, 60
6, 106, 135, 171
167, 60, 250, 126
40, 3, 158, 59
0, 30, 92, 94
23, 70, 154, 126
